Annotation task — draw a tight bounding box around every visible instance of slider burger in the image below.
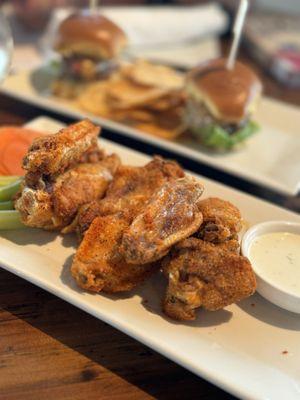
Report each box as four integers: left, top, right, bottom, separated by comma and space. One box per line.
52, 11, 127, 98
185, 58, 262, 150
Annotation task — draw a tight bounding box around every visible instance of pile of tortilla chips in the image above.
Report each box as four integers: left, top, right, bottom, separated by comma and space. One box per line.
78, 60, 186, 139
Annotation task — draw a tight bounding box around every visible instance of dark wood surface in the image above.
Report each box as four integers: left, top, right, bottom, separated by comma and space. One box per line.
0, 40, 299, 400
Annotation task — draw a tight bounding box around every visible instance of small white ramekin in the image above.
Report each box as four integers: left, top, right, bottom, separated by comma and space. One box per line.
242, 221, 300, 314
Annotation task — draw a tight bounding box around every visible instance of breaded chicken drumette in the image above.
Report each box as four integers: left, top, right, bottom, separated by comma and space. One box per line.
197, 197, 242, 243
162, 238, 256, 321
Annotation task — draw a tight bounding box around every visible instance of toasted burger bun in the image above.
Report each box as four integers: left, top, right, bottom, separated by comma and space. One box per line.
186, 58, 262, 123
54, 12, 127, 60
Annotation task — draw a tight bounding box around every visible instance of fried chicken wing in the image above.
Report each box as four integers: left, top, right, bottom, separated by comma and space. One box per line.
197, 197, 242, 243
120, 177, 204, 265
71, 215, 157, 293
75, 156, 184, 237
23, 120, 102, 186
15, 120, 120, 230
15, 154, 119, 230
162, 238, 256, 321
71, 157, 187, 292
52, 154, 120, 222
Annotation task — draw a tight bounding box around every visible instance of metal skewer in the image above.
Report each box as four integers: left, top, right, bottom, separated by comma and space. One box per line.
89, 0, 98, 14
226, 0, 249, 70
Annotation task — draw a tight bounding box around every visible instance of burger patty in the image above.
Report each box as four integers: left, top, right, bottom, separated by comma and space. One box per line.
185, 98, 248, 135
61, 56, 117, 81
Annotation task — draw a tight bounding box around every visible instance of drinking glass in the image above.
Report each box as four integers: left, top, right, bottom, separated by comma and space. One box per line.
0, 10, 13, 84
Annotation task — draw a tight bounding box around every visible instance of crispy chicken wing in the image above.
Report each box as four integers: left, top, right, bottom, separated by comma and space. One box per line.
197, 197, 242, 243
71, 157, 191, 293
71, 215, 157, 293
23, 120, 103, 186
15, 154, 119, 230
52, 154, 120, 222
120, 177, 204, 265
15, 120, 120, 230
162, 238, 256, 320
75, 156, 184, 237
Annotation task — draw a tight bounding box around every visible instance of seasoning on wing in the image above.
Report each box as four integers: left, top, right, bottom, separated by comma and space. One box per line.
71, 157, 198, 293
75, 156, 185, 237
15, 120, 120, 230
71, 214, 157, 293
162, 238, 256, 321
23, 119, 102, 186
120, 177, 204, 265
197, 197, 242, 243
52, 154, 120, 224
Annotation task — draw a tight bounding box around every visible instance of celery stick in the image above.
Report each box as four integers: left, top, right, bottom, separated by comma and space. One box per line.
0, 176, 21, 187
0, 210, 26, 230
0, 200, 14, 210
0, 179, 22, 202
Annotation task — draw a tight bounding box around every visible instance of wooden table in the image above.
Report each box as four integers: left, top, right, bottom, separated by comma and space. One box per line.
0, 44, 299, 400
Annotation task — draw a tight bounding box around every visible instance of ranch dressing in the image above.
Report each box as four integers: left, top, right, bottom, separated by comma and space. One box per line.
249, 232, 300, 296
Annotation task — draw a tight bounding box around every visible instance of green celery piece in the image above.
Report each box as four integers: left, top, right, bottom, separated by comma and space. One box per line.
0, 210, 26, 230
0, 179, 22, 202
0, 200, 14, 210
0, 176, 21, 187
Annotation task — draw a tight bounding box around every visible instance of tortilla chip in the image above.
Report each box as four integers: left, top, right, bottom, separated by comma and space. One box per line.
134, 122, 185, 140
112, 109, 155, 123
107, 78, 169, 109
77, 81, 111, 117
122, 60, 184, 90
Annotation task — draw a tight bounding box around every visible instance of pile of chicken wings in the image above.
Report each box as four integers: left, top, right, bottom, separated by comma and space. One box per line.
15, 120, 256, 321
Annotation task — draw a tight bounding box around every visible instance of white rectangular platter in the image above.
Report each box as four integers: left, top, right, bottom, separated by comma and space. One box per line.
2, 70, 300, 195
0, 117, 300, 400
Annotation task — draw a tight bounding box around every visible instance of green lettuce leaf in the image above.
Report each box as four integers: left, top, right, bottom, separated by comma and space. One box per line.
192, 120, 259, 150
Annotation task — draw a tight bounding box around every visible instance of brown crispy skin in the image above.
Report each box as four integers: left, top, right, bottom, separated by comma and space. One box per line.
162, 238, 256, 321
52, 154, 120, 221
120, 177, 204, 265
23, 120, 101, 186
15, 120, 118, 231
71, 215, 157, 293
197, 197, 242, 243
75, 156, 185, 237
15, 156, 119, 230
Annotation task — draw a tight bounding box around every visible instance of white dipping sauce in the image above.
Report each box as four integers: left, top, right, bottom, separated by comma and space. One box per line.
249, 232, 300, 296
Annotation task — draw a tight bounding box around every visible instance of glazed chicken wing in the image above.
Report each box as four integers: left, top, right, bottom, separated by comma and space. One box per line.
162, 238, 256, 321
71, 214, 157, 293
197, 197, 242, 243
75, 156, 185, 237
120, 177, 204, 265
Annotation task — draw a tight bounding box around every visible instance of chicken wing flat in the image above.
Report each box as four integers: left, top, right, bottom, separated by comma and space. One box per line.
120, 177, 204, 265
15, 155, 120, 230
197, 197, 242, 243
75, 156, 185, 237
52, 154, 120, 223
162, 238, 256, 321
23, 120, 103, 186
71, 214, 157, 293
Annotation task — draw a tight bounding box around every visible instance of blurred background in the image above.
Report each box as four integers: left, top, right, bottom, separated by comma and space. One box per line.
0, 0, 299, 104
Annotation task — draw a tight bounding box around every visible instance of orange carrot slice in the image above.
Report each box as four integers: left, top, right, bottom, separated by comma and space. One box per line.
0, 127, 45, 176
